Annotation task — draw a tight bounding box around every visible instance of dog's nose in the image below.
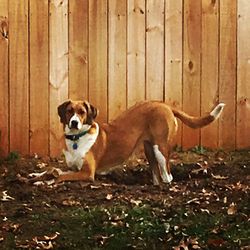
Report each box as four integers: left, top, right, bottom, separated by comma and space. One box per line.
71, 120, 78, 129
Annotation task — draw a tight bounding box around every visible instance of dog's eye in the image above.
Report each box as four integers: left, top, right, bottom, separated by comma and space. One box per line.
79, 110, 85, 115
67, 108, 73, 114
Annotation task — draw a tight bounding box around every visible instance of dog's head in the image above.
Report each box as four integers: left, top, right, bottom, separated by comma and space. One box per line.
57, 100, 98, 130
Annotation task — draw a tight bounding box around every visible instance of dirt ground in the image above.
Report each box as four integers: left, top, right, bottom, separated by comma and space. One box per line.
0, 149, 249, 249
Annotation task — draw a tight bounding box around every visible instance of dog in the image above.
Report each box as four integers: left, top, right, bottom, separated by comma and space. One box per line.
56, 100, 225, 185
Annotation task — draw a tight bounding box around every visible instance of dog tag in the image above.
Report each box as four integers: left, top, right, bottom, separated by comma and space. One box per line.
73, 143, 78, 150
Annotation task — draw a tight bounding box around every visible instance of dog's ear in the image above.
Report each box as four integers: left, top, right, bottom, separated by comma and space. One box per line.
57, 100, 71, 124
83, 101, 98, 125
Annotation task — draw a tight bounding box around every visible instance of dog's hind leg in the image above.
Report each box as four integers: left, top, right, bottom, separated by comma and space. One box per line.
152, 144, 173, 183
143, 140, 161, 185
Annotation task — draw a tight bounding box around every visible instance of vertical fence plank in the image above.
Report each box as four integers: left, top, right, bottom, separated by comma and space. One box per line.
165, 0, 183, 146
30, 0, 49, 156
146, 0, 164, 100
237, 0, 250, 148
182, 0, 201, 149
89, 0, 108, 123
69, 0, 88, 100
127, 0, 146, 107
219, 0, 236, 149
200, 0, 219, 148
108, 0, 127, 120
9, 0, 29, 155
0, 1, 9, 156
49, 0, 69, 157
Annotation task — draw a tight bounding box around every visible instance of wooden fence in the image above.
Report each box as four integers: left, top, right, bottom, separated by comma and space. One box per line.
0, 0, 249, 157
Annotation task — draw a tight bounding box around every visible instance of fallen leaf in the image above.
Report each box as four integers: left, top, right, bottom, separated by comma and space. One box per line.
36, 162, 47, 168
173, 237, 200, 250
106, 194, 113, 200
35, 232, 60, 241
200, 208, 210, 214
33, 181, 45, 186
90, 185, 101, 189
211, 173, 229, 180
62, 199, 81, 206
130, 199, 142, 206
227, 202, 237, 215
102, 183, 112, 187
1, 191, 15, 201
169, 185, 181, 192
29, 171, 47, 178
45, 179, 55, 186
2, 222, 21, 233
192, 161, 209, 174
186, 197, 200, 205
91, 234, 114, 246
33, 239, 53, 249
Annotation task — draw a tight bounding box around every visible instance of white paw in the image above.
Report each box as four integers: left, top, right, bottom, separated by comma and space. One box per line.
162, 173, 173, 183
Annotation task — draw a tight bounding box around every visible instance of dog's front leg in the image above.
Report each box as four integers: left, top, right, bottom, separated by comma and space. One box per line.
63, 149, 74, 168
56, 152, 96, 184
56, 170, 94, 184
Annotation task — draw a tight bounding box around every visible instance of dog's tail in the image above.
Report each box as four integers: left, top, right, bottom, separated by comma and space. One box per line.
172, 103, 225, 129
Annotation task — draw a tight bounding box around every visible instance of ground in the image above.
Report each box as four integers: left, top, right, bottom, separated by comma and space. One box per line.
0, 148, 249, 249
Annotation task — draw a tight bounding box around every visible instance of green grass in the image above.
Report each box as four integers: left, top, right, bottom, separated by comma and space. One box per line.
3, 203, 249, 249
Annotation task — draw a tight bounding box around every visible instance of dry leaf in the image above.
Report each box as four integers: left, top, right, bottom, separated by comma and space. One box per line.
36, 232, 60, 241
130, 199, 142, 206
29, 171, 47, 178
62, 199, 81, 206
186, 197, 200, 205
106, 194, 113, 200
102, 183, 112, 187
200, 208, 210, 214
2, 222, 21, 233
1, 191, 15, 201
192, 161, 209, 174
173, 237, 200, 250
211, 174, 229, 180
36, 162, 47, 168
90, 185, 101, 189
227, 202, 237, 215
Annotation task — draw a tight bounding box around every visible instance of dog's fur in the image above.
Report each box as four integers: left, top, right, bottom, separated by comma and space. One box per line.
56, 100, 225, 185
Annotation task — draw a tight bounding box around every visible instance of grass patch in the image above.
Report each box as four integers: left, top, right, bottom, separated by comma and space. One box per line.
3, 204, 249, 249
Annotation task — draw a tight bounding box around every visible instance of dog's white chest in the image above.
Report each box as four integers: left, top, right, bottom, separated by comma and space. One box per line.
63, 124, 99, 170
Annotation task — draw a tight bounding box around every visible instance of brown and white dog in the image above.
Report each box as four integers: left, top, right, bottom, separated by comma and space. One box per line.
56, 100, 225, 185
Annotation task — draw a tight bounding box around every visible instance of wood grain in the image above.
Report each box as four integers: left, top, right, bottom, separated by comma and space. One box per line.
219, 0, 237, 149
69, 0, 88, 101
237, 0, 250, 148
0, 0, 9, 156
182, 0, 201, 149
29, 0, 49, 156
127, 0, 146, 107
89, 0, 108, 123
200, 0, 219, 148
9, 0, 29, 154
108, 0, 127, 121
49, 0, 69, 157
146, 0, 164, 101
165, 0, 183, 146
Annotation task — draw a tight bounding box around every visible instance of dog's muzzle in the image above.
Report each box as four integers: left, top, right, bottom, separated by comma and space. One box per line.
69, 114, 82, 130
70, 120, 79, 129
